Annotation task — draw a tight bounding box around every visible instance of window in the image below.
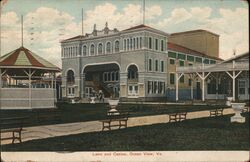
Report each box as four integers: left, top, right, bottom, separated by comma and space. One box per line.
82, 45, 87, 56
149, 37, 152, 49
133, 38, 136, 50
124, 39, 126, 51
106, 42, 111, 53
170, 73, 175, 84
108, 72, 111, 81
170, 59, 175, 65
188, 63, 193, 66
239, 80, 246, 94
160, 60, 164, 72
67, 70, 75, 84
111, 72, 115, 81
168, 51, 177, 58
187, 55, 194, 62
207, 79, 216, 94
130, 38, 132, 49
155, 60, 158, 71
140, 37, 142, 49
188, 79, 192, 86
68, 87, 74, 95
155, 39, 158, 50
159, 82, 165, 94
180, 75, 184, 83
154, 81, 158, 93
179, 60, 184, 66
127, 39, 129, 50
115, 41, 119, 52
148, 81, 152, 94
136, 37, 139, 49
90, 44, 95, 55
149, 59, 152, 71
104, 73, 107, 82
115, 71, 119, 81
98, 43, 103, 55
161, 40, 164, 51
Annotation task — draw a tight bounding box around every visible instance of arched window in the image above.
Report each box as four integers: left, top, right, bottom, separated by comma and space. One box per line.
106, 42, 111, 53
82, 45, 87, 56
67, 70, 75, 84
98, 43, 103, 55
115, 40, 119, 52
90, 44, 95, 55
127, 65, 138, 80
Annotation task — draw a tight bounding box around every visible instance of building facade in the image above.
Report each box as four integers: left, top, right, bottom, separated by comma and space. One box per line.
61, 24, 221, 101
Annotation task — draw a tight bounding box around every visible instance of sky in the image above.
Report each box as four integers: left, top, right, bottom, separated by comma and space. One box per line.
0, 0, 249, 67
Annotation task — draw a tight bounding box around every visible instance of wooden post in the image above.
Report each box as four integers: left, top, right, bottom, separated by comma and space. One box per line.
175, 73, 178, 101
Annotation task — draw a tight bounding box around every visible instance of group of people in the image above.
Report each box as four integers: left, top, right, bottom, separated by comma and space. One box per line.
90, 90, 104, 102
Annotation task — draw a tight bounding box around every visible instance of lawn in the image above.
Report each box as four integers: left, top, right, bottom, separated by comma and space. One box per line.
2, 113, 249, 151
0, 102, 230, 128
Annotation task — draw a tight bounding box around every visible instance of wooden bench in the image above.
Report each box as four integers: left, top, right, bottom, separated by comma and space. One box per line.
36, 110, 61, 123
1, 116, 28, 144
99, 112, 129, 131
209, 108, 224, 117
168, 112, 187, 122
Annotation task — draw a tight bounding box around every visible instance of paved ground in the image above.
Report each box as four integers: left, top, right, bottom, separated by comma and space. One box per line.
1, 108, 235, 145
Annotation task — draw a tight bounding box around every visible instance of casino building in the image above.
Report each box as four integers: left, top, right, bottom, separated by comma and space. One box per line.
60, 23, 222, 102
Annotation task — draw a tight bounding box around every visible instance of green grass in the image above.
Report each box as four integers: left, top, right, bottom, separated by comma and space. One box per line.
2, 113, 249, 151
0, 102, 230, 128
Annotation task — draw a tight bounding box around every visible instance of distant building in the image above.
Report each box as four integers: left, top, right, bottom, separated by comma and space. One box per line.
169, 30, 219, 58
61, 23, 222, 102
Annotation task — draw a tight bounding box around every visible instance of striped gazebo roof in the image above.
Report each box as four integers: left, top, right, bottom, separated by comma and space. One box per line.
0, 46, 60, 72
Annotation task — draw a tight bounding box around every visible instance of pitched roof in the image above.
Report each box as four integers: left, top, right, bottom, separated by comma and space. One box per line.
0, 46, 60, 71
62, 35, 86, 42
122, 24, 169, 36
167, 42, 223, 61
122, 24, 151, 31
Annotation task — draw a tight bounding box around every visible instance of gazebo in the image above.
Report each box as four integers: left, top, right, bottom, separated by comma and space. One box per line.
0, 46, 61, 109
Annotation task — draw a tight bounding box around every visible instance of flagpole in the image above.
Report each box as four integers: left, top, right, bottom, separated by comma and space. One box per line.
82, 8, 84, 35
21, 15, 23, 47
143, 0, 145, 25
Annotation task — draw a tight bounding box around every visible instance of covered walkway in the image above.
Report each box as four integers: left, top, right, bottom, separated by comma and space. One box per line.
176, 53, 249, 102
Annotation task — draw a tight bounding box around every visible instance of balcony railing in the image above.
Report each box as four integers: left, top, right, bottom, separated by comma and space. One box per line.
177, 61, 249, 73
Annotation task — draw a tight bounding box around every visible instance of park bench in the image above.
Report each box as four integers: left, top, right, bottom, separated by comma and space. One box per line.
36, 110, 61, 123
209, 108, 224, 117
99, 111, 129, 131
168, 111, 188, 122
1, 116, 28, 144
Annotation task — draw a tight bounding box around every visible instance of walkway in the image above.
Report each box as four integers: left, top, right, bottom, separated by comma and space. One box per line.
1, 108, 235, 145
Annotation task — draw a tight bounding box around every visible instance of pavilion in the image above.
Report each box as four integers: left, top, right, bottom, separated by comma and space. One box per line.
176, 53, 249, 102
0, 46, 61, 109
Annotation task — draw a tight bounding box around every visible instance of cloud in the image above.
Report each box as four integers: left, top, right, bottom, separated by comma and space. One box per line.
200, 8, 248, 59
154, 7, 248, 59
83, 3, 162, 32
157, 8, 192, 27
